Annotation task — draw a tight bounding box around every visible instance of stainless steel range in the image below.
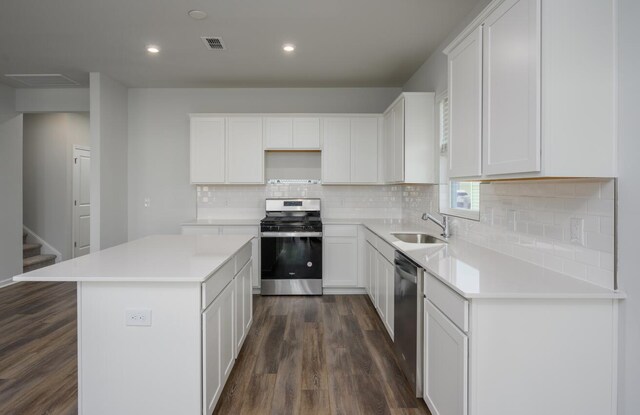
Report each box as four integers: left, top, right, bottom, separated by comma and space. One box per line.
260, 199, 323, 295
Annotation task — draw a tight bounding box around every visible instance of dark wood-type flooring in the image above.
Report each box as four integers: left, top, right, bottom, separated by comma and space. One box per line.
0, 283, 430, 415
0, 282, 77, 415
214, 294, 431, 415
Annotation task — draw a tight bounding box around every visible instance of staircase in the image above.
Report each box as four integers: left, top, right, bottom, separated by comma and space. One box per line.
22, 233, 56, 273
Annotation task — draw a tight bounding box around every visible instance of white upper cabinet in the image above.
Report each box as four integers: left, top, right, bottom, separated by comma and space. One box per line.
293, 118, 321, 149
321, 118, 351, 183
264, 118, 293, 149
322, 116, 380, 184
190, 117, 226, 184
483, 0, 540, 175
226, 117, 264, 184
264, 116, 321, 150
444, 0, 616, 179
190, 115, 264, 184
350, 117, 379, 183
447, 27, 483, 179
382, 93, 436, 184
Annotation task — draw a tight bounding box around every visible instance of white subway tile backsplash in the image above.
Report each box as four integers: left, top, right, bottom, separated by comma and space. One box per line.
400, 179, 615, 289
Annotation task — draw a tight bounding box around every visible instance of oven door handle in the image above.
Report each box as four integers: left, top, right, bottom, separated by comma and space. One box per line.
260, 232, 323, 237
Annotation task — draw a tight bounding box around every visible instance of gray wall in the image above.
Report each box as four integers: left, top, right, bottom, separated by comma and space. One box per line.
403, 0, 492, 95
0, 84, 23, 285
617, 0, 640, 413
90, 73, 129, 251
16, 88, 90, 113
127, 87, 401, 239
22, 113, 90, 260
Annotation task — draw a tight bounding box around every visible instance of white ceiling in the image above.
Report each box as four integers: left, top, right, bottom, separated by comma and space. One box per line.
0, 0, 481, 88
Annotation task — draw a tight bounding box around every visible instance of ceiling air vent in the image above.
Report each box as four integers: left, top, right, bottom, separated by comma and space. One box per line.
201, 37, 226, 50
4, 74, 79, 87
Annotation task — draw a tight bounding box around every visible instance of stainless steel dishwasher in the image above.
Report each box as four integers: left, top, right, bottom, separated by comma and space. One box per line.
394, 251, 423, 397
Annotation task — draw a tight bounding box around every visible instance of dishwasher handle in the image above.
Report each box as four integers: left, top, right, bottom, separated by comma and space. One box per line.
395, 252, 418, 284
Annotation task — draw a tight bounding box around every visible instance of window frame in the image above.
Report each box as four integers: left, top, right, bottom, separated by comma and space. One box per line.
435, 90, 480, 221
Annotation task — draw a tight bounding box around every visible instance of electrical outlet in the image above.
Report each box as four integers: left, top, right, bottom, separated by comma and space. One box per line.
126, 309, 152, 327
570, 217, 584, 245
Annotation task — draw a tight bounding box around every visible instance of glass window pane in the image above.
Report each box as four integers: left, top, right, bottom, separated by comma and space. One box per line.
450, 181, 480, 212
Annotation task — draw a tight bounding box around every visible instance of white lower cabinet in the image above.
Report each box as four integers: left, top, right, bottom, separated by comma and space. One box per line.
202, 279, 234, 415
364, 231, 394, 339
423, 299, 468, 415
366, 242, 377, 303
201, 244, 254, 415
323, 225, 359, 288
422, 273, 618, 415
234, 260, 253, 356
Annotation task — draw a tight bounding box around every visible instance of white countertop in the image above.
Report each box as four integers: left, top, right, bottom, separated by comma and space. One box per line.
13, 234, 253, 283
181, 216, 623, 299
358, 220, 624, 300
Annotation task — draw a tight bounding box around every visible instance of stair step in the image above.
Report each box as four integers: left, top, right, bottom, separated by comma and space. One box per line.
23, 254, 56, 273
23, 243, 42, 258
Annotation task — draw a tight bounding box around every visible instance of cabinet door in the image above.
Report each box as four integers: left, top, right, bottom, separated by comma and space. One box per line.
227, 117, 264, 184
190, 117, 225, 184
243, 260, 253, 334
376, 255, 387, 318
483, 0, 540, 175
219, 282, 235, 383
392, 99, 405, 182
293, 117, 321, 149
367, 243, 377, 303
264, 117, 293, 149
448, 26, 483, 178
321, 118, 351, 183
423, 299, 468, 415
384, 259, 394, 338
235, 272, 244, 357
235, 260, 252, 356
383, 110, 395, 183
203, 300, 221, 415
351, 117, 379, 183
323, 236, 358, 287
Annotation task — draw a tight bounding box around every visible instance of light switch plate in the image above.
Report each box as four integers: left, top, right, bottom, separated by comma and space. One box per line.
126, 309, 152, 326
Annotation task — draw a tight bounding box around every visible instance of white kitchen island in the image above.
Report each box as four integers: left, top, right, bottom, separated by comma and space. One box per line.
14, 234, 254, 415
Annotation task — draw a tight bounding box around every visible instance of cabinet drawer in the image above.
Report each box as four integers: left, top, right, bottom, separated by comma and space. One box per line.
202, 259, 235, 310
234, 242, 252, 274
323, 225, 358, 237
377, 239, 396, 264
425, 273, 469, 332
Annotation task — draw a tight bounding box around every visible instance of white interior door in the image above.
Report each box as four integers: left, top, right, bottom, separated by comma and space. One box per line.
73, 147, 90, 258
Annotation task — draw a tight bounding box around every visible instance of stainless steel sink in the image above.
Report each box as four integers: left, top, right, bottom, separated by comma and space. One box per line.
391, 233, 446, 244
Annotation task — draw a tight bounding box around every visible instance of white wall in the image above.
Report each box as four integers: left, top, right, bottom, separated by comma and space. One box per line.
127, 87, 401, 239
617, 0, 640, 412
22, 113, 90, 260
0, 84, 23, 285
90, 73, 128, 251
16, 88, 90, 113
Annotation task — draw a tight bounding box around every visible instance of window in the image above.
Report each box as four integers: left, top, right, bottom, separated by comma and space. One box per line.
436, 91, 480, 220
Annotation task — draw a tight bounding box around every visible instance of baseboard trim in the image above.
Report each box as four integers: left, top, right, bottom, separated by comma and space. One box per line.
0, 278, 17, 289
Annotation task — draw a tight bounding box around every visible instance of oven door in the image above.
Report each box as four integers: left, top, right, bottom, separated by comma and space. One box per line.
261, 232, 322, 280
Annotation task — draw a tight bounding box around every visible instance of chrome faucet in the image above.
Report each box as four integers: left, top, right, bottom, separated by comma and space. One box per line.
421, 213, 451, 239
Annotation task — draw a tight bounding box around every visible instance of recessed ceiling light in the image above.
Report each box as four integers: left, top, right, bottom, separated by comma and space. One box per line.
283, 43, 295, 53
188, 10, 208, 20
146, 45, 160, 54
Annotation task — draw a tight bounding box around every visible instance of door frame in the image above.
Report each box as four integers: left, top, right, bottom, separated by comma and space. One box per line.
72, 145, 90, 258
